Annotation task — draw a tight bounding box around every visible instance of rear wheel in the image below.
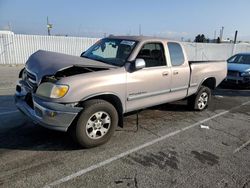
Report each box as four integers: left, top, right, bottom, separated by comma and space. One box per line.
188, 86, 211, 111
73, 99, 118, 148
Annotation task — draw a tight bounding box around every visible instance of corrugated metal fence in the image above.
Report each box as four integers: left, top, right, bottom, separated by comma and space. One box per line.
182, 42, 250, 61
0, 34, 99, 65
1, 33, 250, 65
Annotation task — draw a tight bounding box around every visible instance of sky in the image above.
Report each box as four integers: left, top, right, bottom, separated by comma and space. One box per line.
0, 0, 250, 41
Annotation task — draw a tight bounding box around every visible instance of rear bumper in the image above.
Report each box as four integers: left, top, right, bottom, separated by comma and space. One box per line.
15, 81, 82, 132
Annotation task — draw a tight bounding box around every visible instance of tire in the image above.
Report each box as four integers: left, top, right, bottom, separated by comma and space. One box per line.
73, 99, 118, 148
188, 86, 211, 111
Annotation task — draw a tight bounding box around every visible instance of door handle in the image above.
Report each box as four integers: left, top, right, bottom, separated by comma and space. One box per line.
162, 71, 169, 76
173, 71, 179, 75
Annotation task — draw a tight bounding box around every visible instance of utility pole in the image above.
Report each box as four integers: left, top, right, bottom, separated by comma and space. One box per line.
220, 26, 224, 41
234, 30, 238, 44
8, 22, 12, 31
47, 16, 52, 36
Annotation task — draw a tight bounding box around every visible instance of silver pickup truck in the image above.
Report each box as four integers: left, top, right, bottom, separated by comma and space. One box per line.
15, 36, 227, 147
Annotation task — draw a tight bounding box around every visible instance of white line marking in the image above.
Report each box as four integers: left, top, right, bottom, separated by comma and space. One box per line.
242, 101, 250, 106
0, 110, 19, 115
234, 139, 250, 153
45, 101, 250, 188
214, 95, 224, 98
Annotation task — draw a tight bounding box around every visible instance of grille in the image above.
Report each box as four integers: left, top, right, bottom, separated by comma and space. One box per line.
25, 69, 37, 90
25, 93, 34, 109
227, 70, 239, 77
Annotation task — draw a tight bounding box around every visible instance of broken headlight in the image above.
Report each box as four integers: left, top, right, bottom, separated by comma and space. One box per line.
36, 83, 69, 98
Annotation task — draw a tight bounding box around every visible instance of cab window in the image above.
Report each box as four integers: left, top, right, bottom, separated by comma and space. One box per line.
137, 43, 166, 67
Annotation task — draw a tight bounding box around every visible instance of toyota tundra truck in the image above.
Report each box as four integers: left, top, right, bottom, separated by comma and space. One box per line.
15, 36, 227, 148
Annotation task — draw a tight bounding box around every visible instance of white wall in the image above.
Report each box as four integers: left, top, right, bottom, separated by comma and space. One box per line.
0, 33, 250, 64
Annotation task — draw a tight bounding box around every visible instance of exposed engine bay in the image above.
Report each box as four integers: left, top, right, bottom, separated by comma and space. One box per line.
41, 65, 109, 83
20, 65, 110, 93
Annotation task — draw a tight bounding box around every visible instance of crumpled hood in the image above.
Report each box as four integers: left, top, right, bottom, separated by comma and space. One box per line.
25, 50, 116, 82
228, 63, 250, 72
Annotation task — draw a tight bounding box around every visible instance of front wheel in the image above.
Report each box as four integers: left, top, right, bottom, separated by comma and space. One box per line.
188, 86, 211, 111
73, 99, 118, 148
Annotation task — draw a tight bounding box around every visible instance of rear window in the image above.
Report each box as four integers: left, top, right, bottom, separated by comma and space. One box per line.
168, 42, 185, 66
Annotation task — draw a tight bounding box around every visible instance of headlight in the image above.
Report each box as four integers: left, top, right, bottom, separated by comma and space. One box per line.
36, 83, 69, 98
241, 72, 250, 76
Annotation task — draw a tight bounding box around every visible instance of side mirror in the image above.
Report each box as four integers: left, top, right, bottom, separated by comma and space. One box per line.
135, 58, 146, 70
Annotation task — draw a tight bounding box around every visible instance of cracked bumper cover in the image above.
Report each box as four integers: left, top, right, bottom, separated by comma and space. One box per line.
15, 81, 82, 132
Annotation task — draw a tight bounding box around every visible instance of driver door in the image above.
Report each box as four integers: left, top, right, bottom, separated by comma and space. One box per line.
126, 42, 171, 112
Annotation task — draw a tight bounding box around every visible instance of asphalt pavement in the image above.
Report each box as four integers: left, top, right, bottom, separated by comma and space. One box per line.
0, 65, 249, 188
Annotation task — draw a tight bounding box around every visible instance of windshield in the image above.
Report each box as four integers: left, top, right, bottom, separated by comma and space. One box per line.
81, 38, 137, 66
228, 54, 250, 65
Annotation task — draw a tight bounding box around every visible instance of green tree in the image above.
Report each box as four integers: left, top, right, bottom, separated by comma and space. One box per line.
194, 34, 209, 43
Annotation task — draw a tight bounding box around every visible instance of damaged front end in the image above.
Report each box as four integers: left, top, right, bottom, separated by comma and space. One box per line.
15, 85, 81, 132
15, 65, 108, 132
15, 50, 115, 131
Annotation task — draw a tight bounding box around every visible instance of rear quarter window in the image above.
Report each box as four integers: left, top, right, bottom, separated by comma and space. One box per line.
168, 42, 185, 66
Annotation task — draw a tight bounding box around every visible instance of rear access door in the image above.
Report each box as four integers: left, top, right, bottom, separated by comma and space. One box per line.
167, 42, 190, 99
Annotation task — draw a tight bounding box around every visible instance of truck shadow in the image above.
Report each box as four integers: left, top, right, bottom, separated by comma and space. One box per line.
0, 95, 82, 151
0, 120, 82, 151
0, 101, 188, 152
0, 87, 249, 152
150, 102, 189, 112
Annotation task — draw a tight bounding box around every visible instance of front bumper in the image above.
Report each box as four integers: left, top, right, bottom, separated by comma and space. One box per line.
15, 80, 82, 132
225, 76, 250, 85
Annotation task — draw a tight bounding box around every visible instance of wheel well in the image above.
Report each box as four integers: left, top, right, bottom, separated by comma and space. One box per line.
81, 94, 124, 128
201, 77, 216, 90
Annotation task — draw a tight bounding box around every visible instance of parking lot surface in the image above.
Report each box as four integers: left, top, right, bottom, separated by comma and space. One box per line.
0, 65, 250, 188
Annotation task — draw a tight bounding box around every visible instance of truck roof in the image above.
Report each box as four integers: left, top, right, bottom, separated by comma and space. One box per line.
236, 53, 250, 55
108, 35, 177, 43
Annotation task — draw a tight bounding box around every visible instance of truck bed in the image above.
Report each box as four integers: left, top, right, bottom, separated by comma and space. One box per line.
187, 60, 227, 96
